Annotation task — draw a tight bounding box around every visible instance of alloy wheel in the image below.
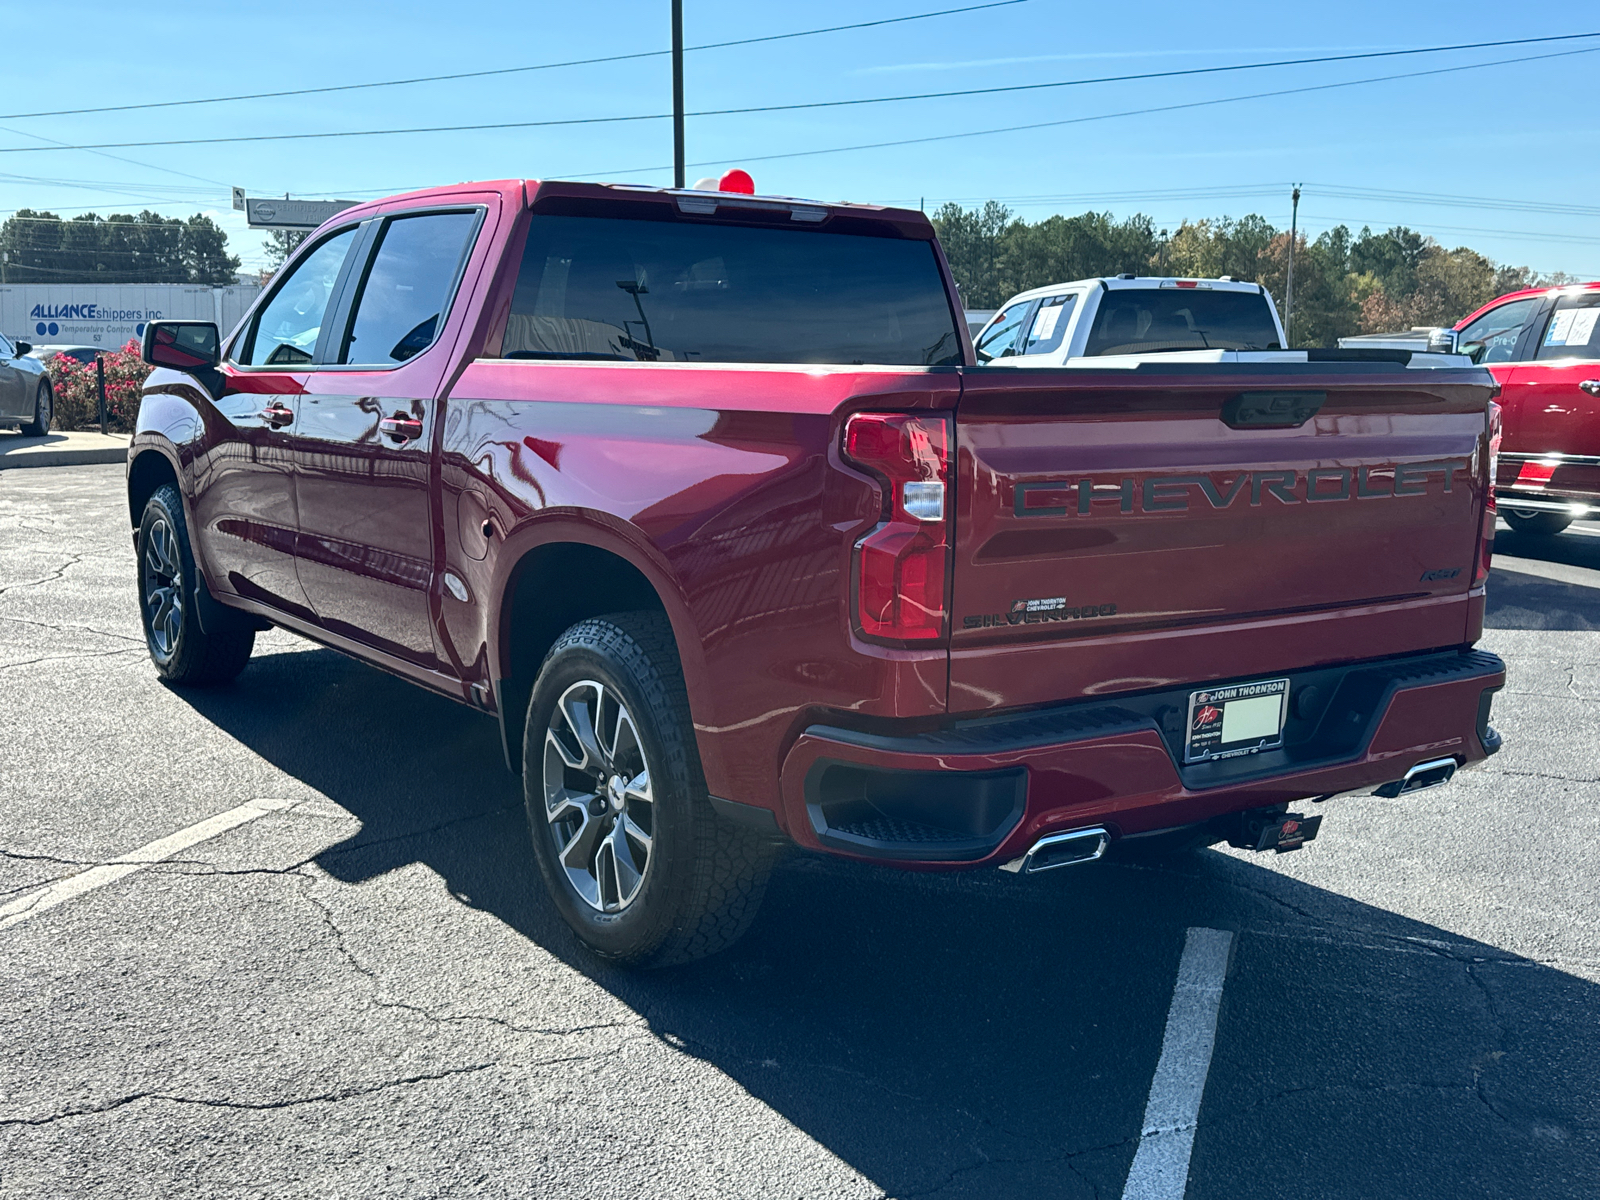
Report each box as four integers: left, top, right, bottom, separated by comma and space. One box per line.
143, 517, 184, 662
542, 679, 655, 912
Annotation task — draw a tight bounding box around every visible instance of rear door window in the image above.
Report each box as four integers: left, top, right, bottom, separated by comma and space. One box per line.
1536, 292, 1600, 361
239, 227, 358, 367
340, 211, 481, 366
1021, 294, 1076, 356
1458, 297, 1539, 363
503, 214, 961, 366
1084, 289, 1280, 356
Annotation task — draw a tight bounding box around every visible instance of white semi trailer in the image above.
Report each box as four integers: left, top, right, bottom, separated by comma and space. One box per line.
0, 284, 260, 351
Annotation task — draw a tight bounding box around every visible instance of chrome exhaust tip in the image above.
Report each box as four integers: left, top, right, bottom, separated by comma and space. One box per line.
1373, 756, 1457, 799
999, 826, 1110, 874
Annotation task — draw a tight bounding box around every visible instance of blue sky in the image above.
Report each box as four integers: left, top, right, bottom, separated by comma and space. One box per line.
5, 0, 1599, 278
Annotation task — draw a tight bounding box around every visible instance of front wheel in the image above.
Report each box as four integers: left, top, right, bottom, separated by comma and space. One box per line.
137, 484, 255, 684
20, 381, 51, 437
1503, 508, 1573, 537
523, 612, 774, 967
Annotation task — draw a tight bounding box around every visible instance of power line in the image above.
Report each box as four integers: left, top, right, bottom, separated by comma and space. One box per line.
568, 44, 1600, 179
0, 1, 1031, 122
3, 31, 1597, 155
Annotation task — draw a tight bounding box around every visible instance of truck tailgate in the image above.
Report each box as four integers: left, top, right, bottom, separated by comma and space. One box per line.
950, 364, 1495, 713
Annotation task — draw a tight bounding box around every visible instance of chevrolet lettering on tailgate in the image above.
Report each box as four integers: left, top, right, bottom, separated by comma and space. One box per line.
1013, 459, 1471, 517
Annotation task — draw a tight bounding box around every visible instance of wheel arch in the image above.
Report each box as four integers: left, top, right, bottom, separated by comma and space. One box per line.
126, 442, 183, 533
490, 520, 708, 774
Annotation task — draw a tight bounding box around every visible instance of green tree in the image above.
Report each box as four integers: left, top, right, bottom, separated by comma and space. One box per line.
930, 201, 1016, 309
0, 210, 239, 283
262, 229, 308, 272
997, 210, 1157, 297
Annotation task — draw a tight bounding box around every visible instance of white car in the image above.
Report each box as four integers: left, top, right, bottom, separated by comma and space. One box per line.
972, 275, 1288, 366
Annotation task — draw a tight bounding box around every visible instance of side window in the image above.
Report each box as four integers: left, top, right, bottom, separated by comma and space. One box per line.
975, 302, 1034, 362
1536, 292, 1600, 361
1458, 298, 1539, 364
0, 333, 14, 357
1021, 294, 1076, 355
240, 227, 358, 367
340, 211, 480, 366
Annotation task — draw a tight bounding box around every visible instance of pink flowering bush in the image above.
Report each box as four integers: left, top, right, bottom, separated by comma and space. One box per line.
43, 340, 152, 432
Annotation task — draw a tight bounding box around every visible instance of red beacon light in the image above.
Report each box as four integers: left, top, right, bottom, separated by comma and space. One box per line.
718, 169, 755, 194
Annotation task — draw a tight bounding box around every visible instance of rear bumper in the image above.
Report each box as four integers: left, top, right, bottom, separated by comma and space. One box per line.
779, 648, 1505, 867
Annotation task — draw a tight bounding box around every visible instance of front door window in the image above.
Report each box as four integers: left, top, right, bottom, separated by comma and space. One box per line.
975, 302, 1034, 362
239, 227, 358, 366
1458, 298, 1539, 364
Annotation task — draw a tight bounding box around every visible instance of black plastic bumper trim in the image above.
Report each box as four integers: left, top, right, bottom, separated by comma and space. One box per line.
804, 648, 1507, 794
708, 794, 783, 836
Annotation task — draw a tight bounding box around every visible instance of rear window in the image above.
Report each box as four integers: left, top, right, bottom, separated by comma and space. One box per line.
502, 214, 962, 366
1084, 288, 1280, 356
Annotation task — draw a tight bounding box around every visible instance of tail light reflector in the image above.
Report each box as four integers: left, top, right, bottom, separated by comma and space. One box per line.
842, 412, 951, 642
1475, 400, 1501, 587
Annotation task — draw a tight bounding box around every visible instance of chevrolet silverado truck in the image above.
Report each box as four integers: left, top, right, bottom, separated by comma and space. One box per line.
1435, 282, 1600, 536
128, 177, 1506, 966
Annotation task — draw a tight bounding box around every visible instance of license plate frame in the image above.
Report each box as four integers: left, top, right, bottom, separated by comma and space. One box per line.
1184, 677, 1290, 764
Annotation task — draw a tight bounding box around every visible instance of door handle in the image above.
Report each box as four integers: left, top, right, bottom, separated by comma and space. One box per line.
1581, 380, 1600, 396
379, 414, 424, 443
259, 404, 293, 428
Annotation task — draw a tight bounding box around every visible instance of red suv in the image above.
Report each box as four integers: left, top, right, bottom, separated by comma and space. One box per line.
1453, 282, 1600, 534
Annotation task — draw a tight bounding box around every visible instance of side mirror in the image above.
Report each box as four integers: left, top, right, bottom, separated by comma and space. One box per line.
14, 340, 31, 356
142, 320, 220, 372
1461, 341, 1488, 365
1426, 328, 1460, 355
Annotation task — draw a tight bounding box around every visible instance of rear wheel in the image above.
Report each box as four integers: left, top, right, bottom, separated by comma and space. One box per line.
1503, 508, 1573, 537
20, 380, 51, 437
523, 612, 774, 967
137, 484, 255, 685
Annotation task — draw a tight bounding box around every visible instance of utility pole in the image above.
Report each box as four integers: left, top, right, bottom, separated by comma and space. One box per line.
1284, 184, 1300, 346
672, 0, 685, 189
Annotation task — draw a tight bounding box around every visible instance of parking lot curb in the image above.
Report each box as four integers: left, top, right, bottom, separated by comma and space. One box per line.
0, 433, 130, 470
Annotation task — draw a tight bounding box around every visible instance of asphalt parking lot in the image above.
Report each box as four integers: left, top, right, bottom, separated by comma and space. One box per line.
2, 464, 1597, 1199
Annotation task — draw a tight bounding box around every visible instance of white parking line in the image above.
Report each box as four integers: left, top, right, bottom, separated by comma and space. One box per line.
1120, 927, 1234, 1200
0, 797, 298, 932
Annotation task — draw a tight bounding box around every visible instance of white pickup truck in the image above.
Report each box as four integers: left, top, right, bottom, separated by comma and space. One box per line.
973, 275, 1288, 366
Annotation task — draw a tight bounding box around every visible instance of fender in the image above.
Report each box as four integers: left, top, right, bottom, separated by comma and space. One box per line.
483, 508, 715, 776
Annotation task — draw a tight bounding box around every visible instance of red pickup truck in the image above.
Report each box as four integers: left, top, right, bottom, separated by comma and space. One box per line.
1445, 282, 1600, 535
129, 178, 1506, 965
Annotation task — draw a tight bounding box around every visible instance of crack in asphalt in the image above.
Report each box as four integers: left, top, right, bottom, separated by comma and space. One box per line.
893, 1134, 1134, 1200
0, 646, 142, 672
0, 553, 83, 597
0, 1063, 497, 1129
1478, 766, 1600, 785
293, 872, 643, 1042
0, 613, 141, 643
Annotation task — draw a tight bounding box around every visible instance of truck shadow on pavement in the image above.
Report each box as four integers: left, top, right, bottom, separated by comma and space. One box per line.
175, 645, 1600, 1200
1489, 525, 1600, 630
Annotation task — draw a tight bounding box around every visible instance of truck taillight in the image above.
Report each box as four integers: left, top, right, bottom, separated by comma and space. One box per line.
1476, 400, 1502, 587
842, 412, 951, 642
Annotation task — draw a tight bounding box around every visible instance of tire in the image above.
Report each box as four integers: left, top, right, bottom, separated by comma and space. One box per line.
1503, 509, 1573, 537
523, 612, 774, 967
20, 380, 51, 437
136, 483, 255, 685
